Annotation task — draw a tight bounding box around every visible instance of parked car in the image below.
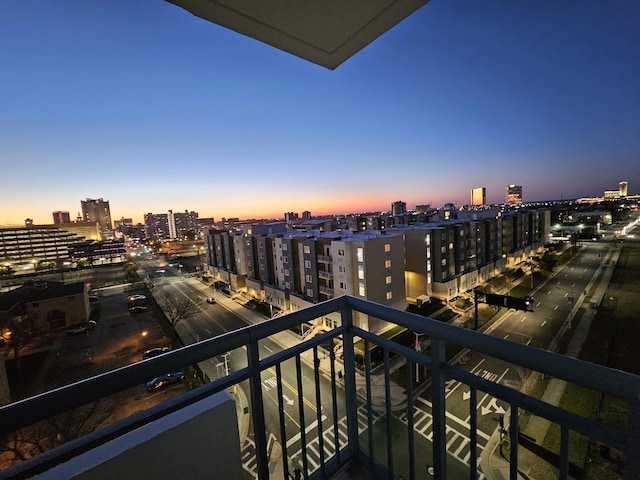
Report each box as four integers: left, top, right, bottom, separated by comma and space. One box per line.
128, 294, 146, 302
67, 320, 97, 335
146, 371, 184, 391
206, 297, 216, 304
142, 347, 171, 360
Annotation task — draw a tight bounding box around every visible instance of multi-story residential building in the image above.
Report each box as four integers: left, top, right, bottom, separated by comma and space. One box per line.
52, 211, 71, 224
80, 198, 112, 237
391, 200, 407, 217
143, 213, 170, 239
506, 184, 523, 204
205, 229, 406, 334
143, 210, 200, 239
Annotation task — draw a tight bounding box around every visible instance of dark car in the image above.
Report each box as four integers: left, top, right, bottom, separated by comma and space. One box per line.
146, 371, 184, 391
142, 347, 171, 360
206, 297, 216, 304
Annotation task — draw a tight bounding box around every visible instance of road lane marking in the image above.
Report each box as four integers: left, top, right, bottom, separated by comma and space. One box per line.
554, 305, 559, 311
267, 367, 318, 412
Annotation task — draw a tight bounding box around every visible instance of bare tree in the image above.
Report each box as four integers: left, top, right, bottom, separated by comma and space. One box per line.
0, 397, 117, 468
157, 293, 199, 328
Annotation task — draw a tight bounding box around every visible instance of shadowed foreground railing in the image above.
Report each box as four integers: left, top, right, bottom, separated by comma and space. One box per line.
1, 295, 639, 479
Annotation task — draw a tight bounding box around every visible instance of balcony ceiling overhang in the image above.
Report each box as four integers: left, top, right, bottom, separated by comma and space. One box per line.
166, 0, 430, 70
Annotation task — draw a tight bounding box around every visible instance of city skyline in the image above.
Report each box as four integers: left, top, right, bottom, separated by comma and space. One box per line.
2, 1, 640, 225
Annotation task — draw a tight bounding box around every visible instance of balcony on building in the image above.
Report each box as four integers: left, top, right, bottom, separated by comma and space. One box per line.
0, 295, 638, 480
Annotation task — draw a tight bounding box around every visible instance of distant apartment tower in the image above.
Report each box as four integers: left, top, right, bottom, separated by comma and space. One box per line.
391, 201, 407, 216
52, 211, 71, 224
505, 185, 523, 205
620, 181, 628, 197
470, 187, 486, 206
81, 198, 112, 233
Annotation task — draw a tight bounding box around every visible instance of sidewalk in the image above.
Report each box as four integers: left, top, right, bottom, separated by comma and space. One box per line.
483, 246, 621, 480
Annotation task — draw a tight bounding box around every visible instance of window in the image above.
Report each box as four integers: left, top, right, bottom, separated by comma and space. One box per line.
358, 265, 365, 279
358, 282, 365, 296
441, 246, 446, 254
427, 249, 431, 259
285, 281, 290, 289
385, 275, 391, 284
282, 243, 288, 251
386, 291, 393, 300
449, 243, 454, 249
427, 262, 431, 272
426, 234, 431, 246
284, 257, 288, 264
338, 249, 345, 256
284, 269, 290, 276
356, 247, 363, 262
304, 246, 311, 254
339, 282, 347, 289
306, 288, 313, 297
427, 273, 432, 284
441, 259, 447, 266
441, 233, 446, 241
442, 271, 447, 279
304, 260, 311, 268
385, 259, 391, 268
384, 243, 391, 252
338, 265, 346, 273
306, 274, 312, 283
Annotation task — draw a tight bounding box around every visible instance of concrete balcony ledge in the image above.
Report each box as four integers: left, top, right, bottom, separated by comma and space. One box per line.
34, 391, 241, 480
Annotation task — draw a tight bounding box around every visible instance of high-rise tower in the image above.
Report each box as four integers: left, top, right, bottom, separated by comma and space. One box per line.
470, 187, 486, 206
81, 198, 112, 234
505, 185, 523, 205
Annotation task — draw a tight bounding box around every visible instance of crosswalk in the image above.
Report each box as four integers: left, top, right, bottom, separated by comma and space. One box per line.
398, 405, 487, 479
242, 404, 489, 479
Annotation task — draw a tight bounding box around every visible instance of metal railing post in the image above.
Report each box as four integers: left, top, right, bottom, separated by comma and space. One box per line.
247, 334, 269, 480
431, 338, 447, 479
341, 302, 359, 456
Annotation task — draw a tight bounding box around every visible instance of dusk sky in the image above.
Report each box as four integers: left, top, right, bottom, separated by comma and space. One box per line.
2, 1, 640, 226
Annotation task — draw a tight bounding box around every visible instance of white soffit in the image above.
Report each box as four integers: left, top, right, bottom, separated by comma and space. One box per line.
166, 0, 430, 70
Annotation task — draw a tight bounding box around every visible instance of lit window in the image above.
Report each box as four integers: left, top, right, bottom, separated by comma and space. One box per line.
441, 259, 447, 266
304, 260, 311, 269
384, 243, 391, 252
427, 273, 432, 284
306, 274, 312, 283
385, 260, 391, 268
385, 275, 392, 284
282, 244, 288, 251
427, 262, 431, 272
426, 234, 431, 246
358, 265, 365, 279
386, 291, 393, 300
338, 249, 345, 256
358, 282, 365, 296
441, 246, 446, 254
357, 248, 364, 262
427, 249, 431, 259
304, 246, 311, 254
284, 270, 290, 276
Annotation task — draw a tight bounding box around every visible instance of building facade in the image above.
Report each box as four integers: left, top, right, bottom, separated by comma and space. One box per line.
505, 185, 523, 204
80, 198, 112, 237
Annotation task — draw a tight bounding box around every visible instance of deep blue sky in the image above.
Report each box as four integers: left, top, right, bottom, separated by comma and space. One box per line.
2, 1, 639, 225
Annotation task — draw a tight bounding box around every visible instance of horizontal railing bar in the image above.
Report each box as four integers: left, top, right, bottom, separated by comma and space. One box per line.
446, 364, 626, 450
344, 296, 640, 401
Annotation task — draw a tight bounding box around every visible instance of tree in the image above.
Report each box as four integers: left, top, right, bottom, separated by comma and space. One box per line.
157, 293, 199, 328
0, 397, 117, 468
540, 252, 558, 271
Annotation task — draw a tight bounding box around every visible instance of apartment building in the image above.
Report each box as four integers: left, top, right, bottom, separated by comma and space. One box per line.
80, 198, 112, 238
205, 229, 406, 334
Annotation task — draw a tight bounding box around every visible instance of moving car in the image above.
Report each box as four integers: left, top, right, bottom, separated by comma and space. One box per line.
142, 347, 171, 360
146, 371, 184, 391
206, 297, 216, 304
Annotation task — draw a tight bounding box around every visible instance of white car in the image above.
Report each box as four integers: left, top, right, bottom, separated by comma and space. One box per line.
67, 320, 97, 334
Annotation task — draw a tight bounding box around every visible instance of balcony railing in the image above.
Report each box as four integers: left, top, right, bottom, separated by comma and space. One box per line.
0, 295, 639, 479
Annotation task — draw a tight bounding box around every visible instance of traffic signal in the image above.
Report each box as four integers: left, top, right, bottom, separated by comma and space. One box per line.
506, 296, 531, 312
485, 293, 506, 307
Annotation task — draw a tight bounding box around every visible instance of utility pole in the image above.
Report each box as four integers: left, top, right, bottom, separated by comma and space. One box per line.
474, 288, 479, 330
